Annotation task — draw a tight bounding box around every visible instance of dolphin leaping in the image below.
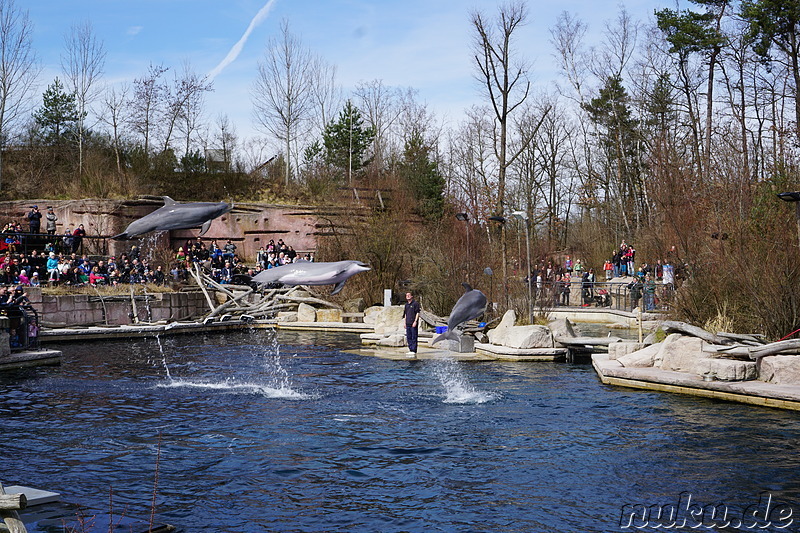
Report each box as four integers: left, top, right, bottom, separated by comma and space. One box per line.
432, 283, 487, 345
251, 260, 370, 295
112, 196, 232, 240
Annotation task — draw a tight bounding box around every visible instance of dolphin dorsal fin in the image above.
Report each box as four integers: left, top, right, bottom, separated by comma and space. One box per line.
462, 282, 473, 292
162, 196, 176, 206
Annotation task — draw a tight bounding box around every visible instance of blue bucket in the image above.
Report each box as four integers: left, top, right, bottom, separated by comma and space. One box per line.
435, 326, 448, 334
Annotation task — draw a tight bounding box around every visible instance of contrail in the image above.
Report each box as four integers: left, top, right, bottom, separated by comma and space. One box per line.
208, 0, 277, 80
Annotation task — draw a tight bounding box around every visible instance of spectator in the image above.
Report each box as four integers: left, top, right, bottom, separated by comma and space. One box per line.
45, 207, 57, 235
61, 228, 73, 254
30, 272, 40, 287
27, 206, 42, 233
223, 239, 236, 260
71, 224, 86, 254
47, 252, 59, 284
89, 266, 105, 286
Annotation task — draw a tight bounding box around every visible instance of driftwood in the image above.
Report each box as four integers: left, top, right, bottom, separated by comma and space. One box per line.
661, 320, 729, 345
207, 288, 255, 318
0, 483, 27, 533
555, 335, 624, 346
717, 332, 768, 345
702, 340, 800, 360
274, 293, 341, 309
0, 494, 25, 511
748, 340, 800, 360
190, 263, 216, 312
420, 309, 444, 327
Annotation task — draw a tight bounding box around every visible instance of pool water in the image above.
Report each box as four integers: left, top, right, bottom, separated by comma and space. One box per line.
1, 329, 798, 532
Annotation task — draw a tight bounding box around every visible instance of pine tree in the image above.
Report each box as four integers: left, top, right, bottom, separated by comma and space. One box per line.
33, 78, 84, 146
322, 100, 375, 184
398, 131, 445, 221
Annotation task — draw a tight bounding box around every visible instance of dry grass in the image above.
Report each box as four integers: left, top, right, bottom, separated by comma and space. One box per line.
41, 283, 178, 296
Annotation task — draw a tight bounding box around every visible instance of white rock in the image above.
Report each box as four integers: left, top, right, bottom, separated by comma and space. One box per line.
275, 311, 297, 323
501, 325, 553, 349
657, 334, 705, 374
695, 358, 757, 381
617, 343, 661, 367
608, 342, 646, 360
758, 355, 800, 385
487, 309, 516, 345
363, 306, 382, 325
315, 308, 342, 322
297, 302, 316, 322
377, 334, 407, 347
549, 317, 577, 338
374, 305, 405, 335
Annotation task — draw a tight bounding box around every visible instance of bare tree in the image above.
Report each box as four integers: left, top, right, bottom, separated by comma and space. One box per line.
61, 20, 106, 175
211, 113, 238, 172
252, 19, 315, 187
129, 63, 168, 157
162, 61, 213, 157
355, 79, 401, 170
0, 0, 38, 190
471, 1, 532, 219
98, 82, 129, 174
308, 56, 341, 136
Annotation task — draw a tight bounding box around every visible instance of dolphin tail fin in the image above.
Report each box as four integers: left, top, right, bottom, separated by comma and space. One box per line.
432, 330, 459, 345
199, 219, 212, 236
331, 280, 346, 295
111, 232, 129, 240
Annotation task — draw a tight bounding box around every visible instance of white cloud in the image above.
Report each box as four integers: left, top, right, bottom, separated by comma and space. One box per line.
208, 0, 277, 81
126, 26, 143, 37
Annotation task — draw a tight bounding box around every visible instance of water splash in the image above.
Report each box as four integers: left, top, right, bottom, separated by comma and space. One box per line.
156, 333, 172, 381
154, 329, 309, 400
432, 359, 498, 404
158, 378, 312, 399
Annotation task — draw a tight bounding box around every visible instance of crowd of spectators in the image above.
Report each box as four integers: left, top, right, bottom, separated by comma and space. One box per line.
0, 210, 316, 291
171, 236, 313, 285
518, 241, 681, 310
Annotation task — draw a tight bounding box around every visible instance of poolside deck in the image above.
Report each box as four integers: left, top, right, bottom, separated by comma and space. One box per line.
592, 352, 800, 411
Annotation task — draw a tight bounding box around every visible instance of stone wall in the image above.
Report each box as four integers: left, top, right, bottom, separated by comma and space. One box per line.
26, 287, 209, 327
0, 198, 340, 262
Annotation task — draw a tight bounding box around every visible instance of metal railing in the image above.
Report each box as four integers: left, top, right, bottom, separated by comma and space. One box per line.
510, 279, 674, 314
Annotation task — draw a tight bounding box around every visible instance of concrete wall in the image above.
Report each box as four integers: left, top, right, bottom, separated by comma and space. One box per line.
26, 287, 209, 327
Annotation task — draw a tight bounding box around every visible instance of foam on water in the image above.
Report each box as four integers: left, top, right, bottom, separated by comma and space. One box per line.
158, 378, 313, 399
432, 359, 499, 404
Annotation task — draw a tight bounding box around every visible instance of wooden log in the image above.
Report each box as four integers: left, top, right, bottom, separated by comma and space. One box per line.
274, 293, 342, 309
554, 335, 624, 346
0, 494, 26, 511
661, 320, 728, 344
0, 483, 27, 533
749, 340, 800, 360
717, 332, 768, 345
190, 263, 216, 313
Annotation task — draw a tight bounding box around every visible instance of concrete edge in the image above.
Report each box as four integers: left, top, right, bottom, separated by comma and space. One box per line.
592, 353, 800, 411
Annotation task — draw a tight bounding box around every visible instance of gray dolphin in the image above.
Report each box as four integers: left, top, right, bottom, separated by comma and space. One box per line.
432, 283, 487, 344
251, 260, 370, 295
112, 196, 232, 240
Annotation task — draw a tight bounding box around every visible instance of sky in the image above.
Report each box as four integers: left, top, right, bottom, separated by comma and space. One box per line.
24, 0, 663, 144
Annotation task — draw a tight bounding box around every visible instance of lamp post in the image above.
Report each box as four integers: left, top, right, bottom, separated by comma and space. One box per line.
488, 215, 508, 309
456, 212, 470, 283
778, 191, 800, 250
511, 210, 532, 325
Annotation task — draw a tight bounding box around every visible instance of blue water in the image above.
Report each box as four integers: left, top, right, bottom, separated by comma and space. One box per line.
1, 329, 799, 532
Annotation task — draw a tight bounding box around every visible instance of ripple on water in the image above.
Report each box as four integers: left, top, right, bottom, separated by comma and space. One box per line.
4, 330, 800, 533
